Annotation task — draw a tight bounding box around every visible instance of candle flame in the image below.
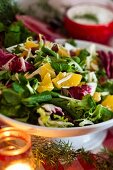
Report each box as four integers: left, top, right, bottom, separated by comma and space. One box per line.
6, 162, 33, 170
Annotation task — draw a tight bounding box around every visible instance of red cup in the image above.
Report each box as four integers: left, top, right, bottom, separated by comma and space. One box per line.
64, 4, 113, 44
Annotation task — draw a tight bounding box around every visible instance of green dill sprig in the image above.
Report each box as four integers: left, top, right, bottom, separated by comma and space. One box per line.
32, 136, 76, 166
32, 136, 113, 170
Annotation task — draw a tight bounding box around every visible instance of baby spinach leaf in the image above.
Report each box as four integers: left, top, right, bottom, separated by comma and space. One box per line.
4, 31, 21, 48
12, 82, 25, 95
0, 104, 30, 122
2, 89, 21, 105
22, 91, 52, 107
51, 62, 69, 73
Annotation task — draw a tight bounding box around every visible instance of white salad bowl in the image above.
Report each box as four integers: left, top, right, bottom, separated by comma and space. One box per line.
0, 40, 113, 150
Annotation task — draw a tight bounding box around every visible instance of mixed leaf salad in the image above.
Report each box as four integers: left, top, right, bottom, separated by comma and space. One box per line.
0, 35, 113, 128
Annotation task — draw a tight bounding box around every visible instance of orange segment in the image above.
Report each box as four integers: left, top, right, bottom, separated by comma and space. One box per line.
20, 51, 28, 57
58, 46, 70, 57
52, 72, 66, 89
37, 73, 54, 93
52, 72, 82, 89
101, 95, 113, 111
24, 41, 39, 49
38, 63, 56, 80
93, 92, 101, 102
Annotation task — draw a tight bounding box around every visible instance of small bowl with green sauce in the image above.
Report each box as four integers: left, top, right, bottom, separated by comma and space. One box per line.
64, 4, 113, 44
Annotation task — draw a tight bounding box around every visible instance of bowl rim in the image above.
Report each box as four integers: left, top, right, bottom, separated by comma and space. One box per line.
1, 113, 113, 131
66, 3, 113, 27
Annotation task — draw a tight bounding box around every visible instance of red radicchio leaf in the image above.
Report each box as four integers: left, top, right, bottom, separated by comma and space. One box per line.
68, 85, 92, 100
108, 51, 113, 78
42, 104, 64, 116
0, 49, 34, 72
98, 50, 113, 79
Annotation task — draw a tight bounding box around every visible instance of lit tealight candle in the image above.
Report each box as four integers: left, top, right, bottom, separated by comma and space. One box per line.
0, 127, 35, 170
6, 162, 33, 170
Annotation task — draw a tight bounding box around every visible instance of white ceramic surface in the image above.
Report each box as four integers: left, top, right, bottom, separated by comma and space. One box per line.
54, 130, 107, 151
0, 40, 113, 141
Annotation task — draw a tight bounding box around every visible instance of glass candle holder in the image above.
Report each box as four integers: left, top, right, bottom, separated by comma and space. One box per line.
0, 127, 35, 170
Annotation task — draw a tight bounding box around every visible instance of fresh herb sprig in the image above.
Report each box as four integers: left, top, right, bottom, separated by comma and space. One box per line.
32, 136, 113, 170
32, 136, 78, 166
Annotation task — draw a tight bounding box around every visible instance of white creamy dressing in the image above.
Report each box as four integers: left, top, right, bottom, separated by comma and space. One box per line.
67, 4, 113, 25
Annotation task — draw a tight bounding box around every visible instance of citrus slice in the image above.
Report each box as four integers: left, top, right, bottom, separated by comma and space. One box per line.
58, 46, 70, 57
101, 95, 113, 111
24, 41, 39, 49
37, 73, 54, 93
38, 63, 56, 80
20, 51, 28, 57
52, 72, 82, 89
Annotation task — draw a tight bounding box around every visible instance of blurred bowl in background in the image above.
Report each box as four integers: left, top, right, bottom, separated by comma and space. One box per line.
64, 4, 113, 44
